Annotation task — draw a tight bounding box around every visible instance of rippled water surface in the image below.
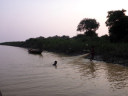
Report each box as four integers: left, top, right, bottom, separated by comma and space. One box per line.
0, 45, 128, 96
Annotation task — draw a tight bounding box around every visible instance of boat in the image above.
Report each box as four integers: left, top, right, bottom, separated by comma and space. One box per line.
28, 49, 43, 54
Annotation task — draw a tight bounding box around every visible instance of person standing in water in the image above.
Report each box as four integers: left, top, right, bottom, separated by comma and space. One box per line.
90, 46, 95, 61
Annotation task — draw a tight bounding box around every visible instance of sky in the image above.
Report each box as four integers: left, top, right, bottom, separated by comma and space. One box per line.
0, 0, 128, 42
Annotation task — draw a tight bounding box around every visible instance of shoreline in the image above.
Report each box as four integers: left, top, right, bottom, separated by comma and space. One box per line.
84, 54, 128, 66
47, 49, 128, 66
0, 44, 128, 66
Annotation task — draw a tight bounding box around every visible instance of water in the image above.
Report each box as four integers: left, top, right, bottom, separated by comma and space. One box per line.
0, 45, 128, 96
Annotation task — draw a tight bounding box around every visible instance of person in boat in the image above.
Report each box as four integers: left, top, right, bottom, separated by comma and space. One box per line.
90, 46, 95, 61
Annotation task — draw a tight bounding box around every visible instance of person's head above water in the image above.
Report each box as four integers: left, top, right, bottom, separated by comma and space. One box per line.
53, 61, 57, 66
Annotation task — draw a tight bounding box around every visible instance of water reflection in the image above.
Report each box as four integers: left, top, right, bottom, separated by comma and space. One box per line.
28, 53, 43, 57
69, 55, 97, 79
53, 64, 57, 69
89, 61, 96, 78
106, 64, 128, 90
78, 61, 96, 79
69, 55, 128, 91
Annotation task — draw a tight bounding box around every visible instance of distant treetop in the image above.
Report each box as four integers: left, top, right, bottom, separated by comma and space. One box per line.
77, 18, 100, 32
77, 18, 99, 37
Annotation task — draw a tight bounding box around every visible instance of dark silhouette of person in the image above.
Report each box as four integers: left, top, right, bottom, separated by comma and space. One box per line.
53, 61, 57, 69
90, 46, 95, 61
53, 61, 57, 66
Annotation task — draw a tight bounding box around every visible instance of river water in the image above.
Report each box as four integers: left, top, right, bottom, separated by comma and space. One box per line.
0, 45, 128, 96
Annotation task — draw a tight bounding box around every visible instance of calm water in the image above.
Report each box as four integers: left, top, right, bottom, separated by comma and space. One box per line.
0, 45, 128, 96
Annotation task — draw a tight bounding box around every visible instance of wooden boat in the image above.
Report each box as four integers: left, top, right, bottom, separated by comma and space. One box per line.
28, 49, 43, 54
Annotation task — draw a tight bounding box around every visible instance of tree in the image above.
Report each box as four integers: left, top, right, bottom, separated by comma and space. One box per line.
106, 9, 126, 28
106, 9, 128, 42
77, 18, 100, 37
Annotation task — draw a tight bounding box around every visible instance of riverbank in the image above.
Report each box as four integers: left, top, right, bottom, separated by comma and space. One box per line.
0, 43, 128, 66
1, 36, 128, 66
42, 49, 128, 66
84, 53, 128, 66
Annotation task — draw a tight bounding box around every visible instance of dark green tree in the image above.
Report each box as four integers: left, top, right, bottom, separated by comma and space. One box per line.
77, 18, 100, 37
106, 9, 128, 42
106, 9, 126, 28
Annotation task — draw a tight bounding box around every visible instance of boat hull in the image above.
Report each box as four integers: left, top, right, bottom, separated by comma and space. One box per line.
28, 49, 43, 54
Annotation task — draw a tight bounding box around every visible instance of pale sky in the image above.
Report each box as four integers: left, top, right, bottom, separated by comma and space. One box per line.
0, 0, 128, 42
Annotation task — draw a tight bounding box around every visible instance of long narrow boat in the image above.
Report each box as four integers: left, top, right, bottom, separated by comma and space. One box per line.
28, 49, 43, 54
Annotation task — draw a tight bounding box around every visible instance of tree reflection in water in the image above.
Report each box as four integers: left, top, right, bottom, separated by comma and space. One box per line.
69, 55, 128, 91
78, 61, 96, 79
69, 56, 97, 80
106, 64, 128, 90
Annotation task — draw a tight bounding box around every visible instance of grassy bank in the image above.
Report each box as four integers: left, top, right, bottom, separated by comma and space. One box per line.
1, 35, 128, 65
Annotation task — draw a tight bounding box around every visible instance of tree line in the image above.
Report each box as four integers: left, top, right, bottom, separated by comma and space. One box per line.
77, 9, 128, 42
